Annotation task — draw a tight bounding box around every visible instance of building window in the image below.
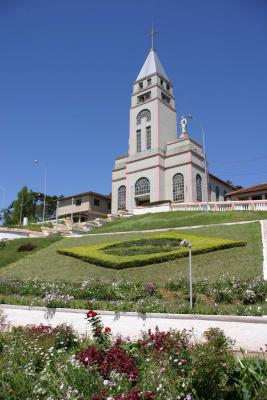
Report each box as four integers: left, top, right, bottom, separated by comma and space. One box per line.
196, 174, 202, 202
75, 199, 82, 206
223, 191, 227, 201
160, 78, 164, 86
147, 78, 151, 86
137, 91, 151, 104
94, 198, 100, 206
136, 130, 141, 153
215, 186, 220, 202
146, 126, 151, 150
138, 82, 143, 90
108, 201, 111, 209
173, 173, 184, 202
118, 186, 126, 210
161, 92, 171, 104
135, 177, 150, 196
166, 84, 170, 91
137, 109, 151, 125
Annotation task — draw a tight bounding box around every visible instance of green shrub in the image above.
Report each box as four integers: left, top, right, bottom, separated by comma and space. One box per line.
0, 239, 7, 250
58, 232, 246, 269
17, 243, 37, 252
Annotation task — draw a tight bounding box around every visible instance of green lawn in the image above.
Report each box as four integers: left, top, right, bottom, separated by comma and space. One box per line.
0, 222, 262, 285
0, 236, 61, 270
90, 210, 267, 233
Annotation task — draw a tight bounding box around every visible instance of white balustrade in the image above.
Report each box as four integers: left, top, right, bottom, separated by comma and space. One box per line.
171, 200, 267, 212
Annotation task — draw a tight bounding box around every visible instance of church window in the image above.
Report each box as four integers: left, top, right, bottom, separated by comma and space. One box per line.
118, 186, 126, 210
196, 174, 202, 202
137, 109, 151, 125
135, 177, 150, 196
161, 92, 170, 104
75, 199, 82, 206
137, 91, 151, 104
147, 78, 151, 86
173, 173, 184, 202
146, 126, 151, 150
215, 186, 220, 201
136, 130, 141, 153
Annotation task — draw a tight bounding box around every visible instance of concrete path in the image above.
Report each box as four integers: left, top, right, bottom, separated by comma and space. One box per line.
1, 305, 267, 352
70, 219, 261, 237
261, 220, 267, 279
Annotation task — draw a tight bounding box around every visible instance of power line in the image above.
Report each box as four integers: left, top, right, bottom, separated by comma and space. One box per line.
209, 155, 267, 166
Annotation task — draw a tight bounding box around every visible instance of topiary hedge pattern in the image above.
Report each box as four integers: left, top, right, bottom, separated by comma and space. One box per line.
57, 232, 246, 270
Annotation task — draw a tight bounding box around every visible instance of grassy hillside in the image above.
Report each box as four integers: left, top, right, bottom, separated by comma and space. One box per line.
90, 210, 267, 233
0, 222, 262, 285
0, 236, 61, 270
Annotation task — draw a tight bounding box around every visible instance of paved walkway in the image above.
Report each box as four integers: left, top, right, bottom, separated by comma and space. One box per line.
1, 305, 267, 352
261, 220, 267, 279
71, 219, 261, 237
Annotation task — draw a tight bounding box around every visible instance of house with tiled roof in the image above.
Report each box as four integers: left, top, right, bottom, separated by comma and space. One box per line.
226, 183, 267, 201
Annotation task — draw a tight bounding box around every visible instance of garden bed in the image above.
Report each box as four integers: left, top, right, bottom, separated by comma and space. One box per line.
0, 275, 266, 316
57, 232, 246, 269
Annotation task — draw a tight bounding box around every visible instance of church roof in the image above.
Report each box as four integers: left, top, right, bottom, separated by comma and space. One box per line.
136, 49, 169, 81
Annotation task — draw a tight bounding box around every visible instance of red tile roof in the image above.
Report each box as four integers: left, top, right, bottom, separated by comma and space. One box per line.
227, 183, 267, 196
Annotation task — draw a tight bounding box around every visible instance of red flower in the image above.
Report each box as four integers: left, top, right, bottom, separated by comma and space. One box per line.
104, 327, 111, 333
95, 329, 101, 335
86, 309, 97, 318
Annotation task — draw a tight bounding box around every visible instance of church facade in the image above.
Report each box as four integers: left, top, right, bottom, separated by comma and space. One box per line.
112, 45, 233, 214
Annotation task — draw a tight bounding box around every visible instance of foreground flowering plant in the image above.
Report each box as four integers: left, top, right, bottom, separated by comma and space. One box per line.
0, 310, 267, 399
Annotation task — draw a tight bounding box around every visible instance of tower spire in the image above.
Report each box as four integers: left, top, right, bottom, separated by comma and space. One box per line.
149, 25, 157, 50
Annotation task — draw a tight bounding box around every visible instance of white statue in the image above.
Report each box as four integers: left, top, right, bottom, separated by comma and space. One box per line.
180, 116, 187, 136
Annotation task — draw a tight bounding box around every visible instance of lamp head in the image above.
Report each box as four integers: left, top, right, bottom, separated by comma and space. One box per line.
33, 159, 39, 164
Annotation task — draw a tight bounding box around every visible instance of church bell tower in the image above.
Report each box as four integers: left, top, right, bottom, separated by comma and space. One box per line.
128, 29, 177, 156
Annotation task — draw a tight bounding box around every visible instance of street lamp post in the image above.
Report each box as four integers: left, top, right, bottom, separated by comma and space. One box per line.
55, 199, 60, 232
34, 160, 47, 222
188, 243, 193, 309
181, 239, 193, 309
187, 115, 209, 206
0, 186, 6, 223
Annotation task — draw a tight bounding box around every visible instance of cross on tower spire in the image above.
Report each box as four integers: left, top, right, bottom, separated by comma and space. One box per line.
149, 25, 157, 50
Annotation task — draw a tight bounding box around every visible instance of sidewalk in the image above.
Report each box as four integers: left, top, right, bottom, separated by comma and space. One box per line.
1, 304, 267, 352
261, 220, 267, 279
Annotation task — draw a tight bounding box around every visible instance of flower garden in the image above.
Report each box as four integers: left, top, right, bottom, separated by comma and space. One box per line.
0, 274, 266, 315
0, 308, 266, 400
57, 233, 246, 269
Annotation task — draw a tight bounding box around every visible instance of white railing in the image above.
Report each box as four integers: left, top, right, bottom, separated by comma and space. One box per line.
172, 200, 267, 212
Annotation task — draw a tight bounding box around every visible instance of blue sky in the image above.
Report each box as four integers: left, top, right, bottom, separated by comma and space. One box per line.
0, 0, 267, 208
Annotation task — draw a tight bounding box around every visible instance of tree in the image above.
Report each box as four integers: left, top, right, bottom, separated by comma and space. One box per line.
0, 187, 63, 226
226, 180, 244, 191
1, 186, 35, 225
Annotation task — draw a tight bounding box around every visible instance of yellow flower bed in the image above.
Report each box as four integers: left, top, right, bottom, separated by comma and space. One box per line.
57, 232, 246, 269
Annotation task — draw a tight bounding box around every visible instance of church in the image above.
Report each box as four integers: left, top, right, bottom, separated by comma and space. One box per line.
112, 36, 233, 214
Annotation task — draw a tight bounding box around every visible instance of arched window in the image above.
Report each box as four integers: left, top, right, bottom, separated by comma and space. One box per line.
137, 109, 151, 125
196, 174, 202, 202
118, 186, 126, 210
135, 177, 150, 196
215, 186, 220, 202
173, 173, 184, 201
